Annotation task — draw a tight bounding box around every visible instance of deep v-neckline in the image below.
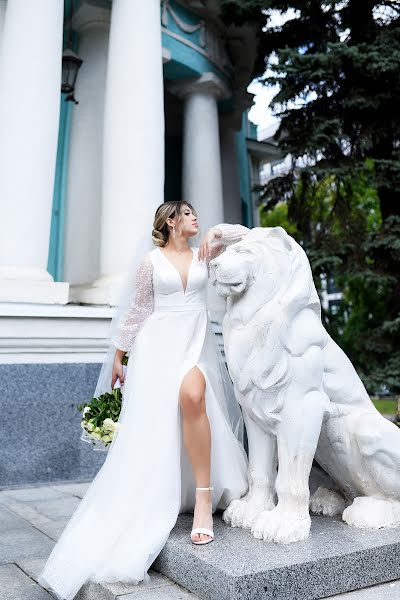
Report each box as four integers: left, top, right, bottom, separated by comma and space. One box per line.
158, 246, 195, 295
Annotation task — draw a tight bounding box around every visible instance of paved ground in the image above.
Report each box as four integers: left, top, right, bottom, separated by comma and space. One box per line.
0, 480, 399, 600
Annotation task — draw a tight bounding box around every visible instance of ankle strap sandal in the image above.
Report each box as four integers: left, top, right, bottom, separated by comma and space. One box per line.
191, 487, 215, 545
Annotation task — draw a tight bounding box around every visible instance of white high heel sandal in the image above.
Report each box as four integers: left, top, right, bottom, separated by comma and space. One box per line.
191, 486, 214, 545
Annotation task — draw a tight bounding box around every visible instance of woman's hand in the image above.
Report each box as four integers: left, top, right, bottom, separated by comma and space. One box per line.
112, 354, 125, 389
199, 228, 221, 261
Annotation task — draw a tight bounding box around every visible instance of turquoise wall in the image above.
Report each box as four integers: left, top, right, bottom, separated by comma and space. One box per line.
47, 98, 73, 281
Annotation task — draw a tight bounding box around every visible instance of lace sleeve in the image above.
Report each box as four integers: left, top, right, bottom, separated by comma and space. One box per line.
111, 254, 154, 353
208, 223, 251, 261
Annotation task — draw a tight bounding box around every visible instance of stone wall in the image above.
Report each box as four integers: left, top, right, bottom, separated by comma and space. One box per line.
0, 363, 106, 487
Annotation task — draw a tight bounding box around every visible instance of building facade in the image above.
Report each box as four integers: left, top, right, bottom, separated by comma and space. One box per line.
0, 0, 261, 486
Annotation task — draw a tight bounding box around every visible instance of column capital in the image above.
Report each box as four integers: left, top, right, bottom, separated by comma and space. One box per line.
168, 72, 231, 101
71, 1, 110, 33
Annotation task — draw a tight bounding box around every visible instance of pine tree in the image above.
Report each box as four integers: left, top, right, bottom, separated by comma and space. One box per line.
221, 0, 400, 393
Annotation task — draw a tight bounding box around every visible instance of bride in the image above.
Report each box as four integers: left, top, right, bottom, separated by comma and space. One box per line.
38, 201, 250, 600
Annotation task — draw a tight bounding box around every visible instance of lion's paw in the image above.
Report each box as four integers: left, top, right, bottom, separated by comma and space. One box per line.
222, 498, 247, 527
310, 486, 346, 517
222, 497, 266, 528
251, 508, 311, 544
343, 497, 400, 529
241, 501, 265, 529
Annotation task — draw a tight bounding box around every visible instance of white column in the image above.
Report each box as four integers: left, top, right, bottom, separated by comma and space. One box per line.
77, 0, 165, 305
169, 73, 231, 319
0, 0, 68, 304
0, 1, 7, 87
170, 73, 230, 237
64, 4, 110, 288
0, 1, 7, 51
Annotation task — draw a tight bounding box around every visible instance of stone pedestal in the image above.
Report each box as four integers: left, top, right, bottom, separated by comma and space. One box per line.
152, 513, 400, 600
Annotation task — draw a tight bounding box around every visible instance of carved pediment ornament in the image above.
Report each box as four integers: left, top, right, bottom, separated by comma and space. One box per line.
161, 0, 206, 47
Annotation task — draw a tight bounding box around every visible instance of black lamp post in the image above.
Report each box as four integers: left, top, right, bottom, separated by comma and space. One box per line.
61, 1, 83, 104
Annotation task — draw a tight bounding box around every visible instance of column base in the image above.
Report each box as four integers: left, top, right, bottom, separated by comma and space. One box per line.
0, 280, 69, 304
69, 282, 122, 306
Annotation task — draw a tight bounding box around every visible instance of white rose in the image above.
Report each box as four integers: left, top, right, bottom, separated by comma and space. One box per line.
102, 434, 111, 443
83, 406, 91, 415
103, 418, 116, 431
90, 432, 101, 440
94, 426, 101, 433
86, 422, 94, 432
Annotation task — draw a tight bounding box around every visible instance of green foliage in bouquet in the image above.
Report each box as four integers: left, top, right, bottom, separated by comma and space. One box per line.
77, 354, 129, 447
77, 387, 122, 447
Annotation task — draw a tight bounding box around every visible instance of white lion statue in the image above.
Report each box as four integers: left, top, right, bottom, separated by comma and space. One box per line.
209, 226, 400, 544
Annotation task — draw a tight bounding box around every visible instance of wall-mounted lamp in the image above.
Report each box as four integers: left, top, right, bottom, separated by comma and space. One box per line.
61, 0, 83, 104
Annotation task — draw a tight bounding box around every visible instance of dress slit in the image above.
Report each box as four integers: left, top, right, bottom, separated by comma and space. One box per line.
176, 323, 216, 512
178, 364, 207, 401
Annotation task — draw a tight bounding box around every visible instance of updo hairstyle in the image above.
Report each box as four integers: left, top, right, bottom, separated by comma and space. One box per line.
152, 201, 197, 247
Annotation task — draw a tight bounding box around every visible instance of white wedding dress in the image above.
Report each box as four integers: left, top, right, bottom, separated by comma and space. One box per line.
38, 224, 250, 600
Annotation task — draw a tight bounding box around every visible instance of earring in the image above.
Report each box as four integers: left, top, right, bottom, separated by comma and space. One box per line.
172, 225, 176, 239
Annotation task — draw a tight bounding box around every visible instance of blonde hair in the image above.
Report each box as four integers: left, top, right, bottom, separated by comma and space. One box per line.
152, 201, 197, 247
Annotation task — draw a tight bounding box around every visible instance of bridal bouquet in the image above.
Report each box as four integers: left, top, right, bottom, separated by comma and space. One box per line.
77, 362, 127, 451
77, 388, 122, 450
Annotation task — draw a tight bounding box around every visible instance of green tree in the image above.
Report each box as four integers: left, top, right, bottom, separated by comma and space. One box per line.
222, 0, 400, 392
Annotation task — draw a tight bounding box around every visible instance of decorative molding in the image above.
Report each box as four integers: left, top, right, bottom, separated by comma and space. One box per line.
161, 0, 232, 76
161, 0, 206, 46
0, 302, 113, 364
162, 27, 232, 78
162, 26, 207, 57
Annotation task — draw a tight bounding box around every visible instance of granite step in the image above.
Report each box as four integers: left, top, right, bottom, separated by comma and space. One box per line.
75, 571, 199, 600
152, 511, 400, 600
10, 559, 400, 600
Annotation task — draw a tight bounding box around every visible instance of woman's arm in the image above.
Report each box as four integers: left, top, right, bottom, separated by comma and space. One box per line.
199, 223, 251, 262
111, 253, 154, 387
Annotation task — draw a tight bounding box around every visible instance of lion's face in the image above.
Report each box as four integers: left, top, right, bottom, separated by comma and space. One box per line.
209, 227, 294, 301
209, 242, 255, 297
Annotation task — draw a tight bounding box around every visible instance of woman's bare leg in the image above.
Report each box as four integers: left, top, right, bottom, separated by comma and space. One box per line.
179, 366, 213, 542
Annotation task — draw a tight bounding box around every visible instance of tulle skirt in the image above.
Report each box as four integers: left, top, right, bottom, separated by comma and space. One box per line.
38, 306, 248, 600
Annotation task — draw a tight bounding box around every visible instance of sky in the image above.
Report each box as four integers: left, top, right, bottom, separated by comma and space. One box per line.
247, 80, 279, 136
246, 8, 298, 137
